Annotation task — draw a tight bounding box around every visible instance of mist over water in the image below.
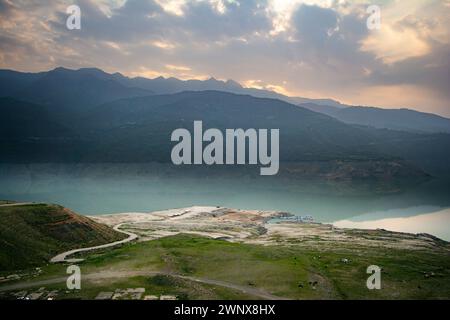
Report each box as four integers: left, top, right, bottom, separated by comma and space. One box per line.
1, 163, 450, 240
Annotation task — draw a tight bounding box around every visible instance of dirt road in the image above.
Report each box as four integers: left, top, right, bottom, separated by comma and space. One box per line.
50, 224, 138, 263
0, 270, 289, 300
0, 202, 36, 207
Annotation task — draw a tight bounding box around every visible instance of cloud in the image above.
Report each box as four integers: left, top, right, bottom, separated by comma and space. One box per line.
243, 79, 291, 96
359, 0, 448, 64
0, 0, 448, 116
360, 25, 430, 64
292, 4, 339, 48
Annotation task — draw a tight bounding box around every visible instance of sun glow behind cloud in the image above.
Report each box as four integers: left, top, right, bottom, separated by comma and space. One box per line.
243, 79, 292, 96
155, 0, 186, 16
360, 25, 430, 64
359, 0, 448, 64
0, 0, 448, 115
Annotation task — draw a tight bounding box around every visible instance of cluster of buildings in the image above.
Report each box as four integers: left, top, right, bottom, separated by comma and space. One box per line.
3, 287, 59, 300
95, 288, 177, 300
1, 286, 178, 300
0, 267, 42, 284
277, 215, 314, 223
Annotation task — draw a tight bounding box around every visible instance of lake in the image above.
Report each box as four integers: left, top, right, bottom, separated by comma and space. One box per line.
1, 163, 450, 240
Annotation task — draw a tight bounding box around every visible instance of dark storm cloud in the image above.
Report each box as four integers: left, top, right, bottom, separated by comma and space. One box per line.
369, 43, 450, 98
285, 4, 376, 87
0, 0, 448, 115
50, 0, 270, 44
49, 0, 164, 42
293, 4, 339, 47
179, 0, 271, 40
0, 0, 14, 15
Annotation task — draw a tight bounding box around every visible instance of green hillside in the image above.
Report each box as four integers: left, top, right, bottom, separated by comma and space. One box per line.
0, 203, 126, 271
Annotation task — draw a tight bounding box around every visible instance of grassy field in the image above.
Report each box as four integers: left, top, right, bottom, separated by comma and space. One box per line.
1, 203, 449, 300
3, 233, 449, 300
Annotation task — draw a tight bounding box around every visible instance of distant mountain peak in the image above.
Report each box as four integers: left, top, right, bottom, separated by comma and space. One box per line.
78, 67, 105, 72
112, 71, 126, 79
206, 76, 220, 82
51, 66, 71, 72
225, 79, 242, 89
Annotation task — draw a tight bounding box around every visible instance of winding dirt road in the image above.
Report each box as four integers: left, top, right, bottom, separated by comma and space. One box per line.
2, 220, 288, 299
50, 224, 138, 263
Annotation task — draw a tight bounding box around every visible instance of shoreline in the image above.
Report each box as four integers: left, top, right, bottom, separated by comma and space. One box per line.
90, 206, 450, 249
1, 204, 449, 300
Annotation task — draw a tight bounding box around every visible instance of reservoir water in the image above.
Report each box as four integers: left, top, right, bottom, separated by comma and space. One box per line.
1, 163, 449, 240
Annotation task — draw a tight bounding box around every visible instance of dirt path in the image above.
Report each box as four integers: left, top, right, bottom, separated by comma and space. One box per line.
0, 202, 36, 207
50, 224, 138, 263
0, 270, 289, 300
177, 274, 289, 300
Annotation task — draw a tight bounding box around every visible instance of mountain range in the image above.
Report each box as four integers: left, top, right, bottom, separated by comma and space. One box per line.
1, 67, 449, 178
3, 67, 450, 134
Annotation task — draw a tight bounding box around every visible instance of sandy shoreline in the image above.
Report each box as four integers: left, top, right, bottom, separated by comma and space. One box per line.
90, 206, 449, 251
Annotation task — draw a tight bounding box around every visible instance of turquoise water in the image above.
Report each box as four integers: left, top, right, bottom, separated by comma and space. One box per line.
1, 163, 449, 240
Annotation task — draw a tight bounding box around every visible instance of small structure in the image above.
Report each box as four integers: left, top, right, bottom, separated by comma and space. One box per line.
26, 291, 44, 300
278, 215, 314, 223
95, 292, 114, 300
112, 288, 146, 300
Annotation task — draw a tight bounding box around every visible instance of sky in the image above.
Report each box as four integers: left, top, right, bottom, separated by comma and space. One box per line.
0, 0, 449, 116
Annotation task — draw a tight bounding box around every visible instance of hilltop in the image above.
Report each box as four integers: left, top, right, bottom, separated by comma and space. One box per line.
0, 203, 126, 271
